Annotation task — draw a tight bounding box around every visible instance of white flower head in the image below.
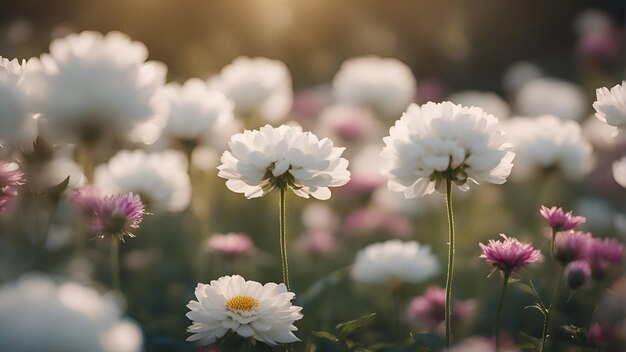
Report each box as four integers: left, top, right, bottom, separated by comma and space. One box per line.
381, 101, 514, 199
0, 57, 28, 143
503, 115, 593, 181
210, 57, 292, 122
218, 124, 350, 200
95, 149, 191, 212
21, 31, 166, 143
0, 274, 142, 352
160, 78, 235, 142
351, 240, 440, 284
613, 157, 626, 188
447, 90, 511, 119
515, 77, 587, 121
593, 81, 626, 130
333, 56, 416, 117
186, 275, 303, 346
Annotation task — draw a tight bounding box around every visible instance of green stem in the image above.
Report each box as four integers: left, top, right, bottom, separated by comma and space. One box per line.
495, 270, 511, 352
279, 187, 290, 290
444, 179, 455, 348
111, 237, 121, 291
540, 266, 564, 352
77, 145, 94, 184
550, 228, 557, 260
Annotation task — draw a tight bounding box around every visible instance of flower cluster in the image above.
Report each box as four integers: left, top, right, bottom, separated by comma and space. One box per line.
218, 124, 350, 200
71, 187, 148, 240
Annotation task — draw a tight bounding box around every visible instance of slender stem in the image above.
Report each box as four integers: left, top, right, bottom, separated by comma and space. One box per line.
279, 187, 290, 290
444, 179, 455, 348
540, 266, 564, 352
110, 237, 121, 291
495, 270, 511, 352
77, 145, 94, 184
550, 228, 557, 260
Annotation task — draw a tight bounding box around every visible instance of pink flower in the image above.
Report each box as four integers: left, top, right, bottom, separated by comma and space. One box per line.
554, 230, 593, 265
205, 233, 254, 257
295, 229, 337, 255
540, 205, 586, 232
565, 260, 591, 290
406, 286, 474, 329
0, 162, 25, 211
586, 237, 624, 280
479, 234, 543, 273
71, 187, 148, 239
587, 322, 620, 348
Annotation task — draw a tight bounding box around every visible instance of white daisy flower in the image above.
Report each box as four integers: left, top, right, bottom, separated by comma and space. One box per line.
217, 124, 350, 200
0, 57, 28, 143
515, 77, 587, 121
503, 115, 593, 181
447, 90, 511, 120
593, 81, 626, 130
95, 149, 191, 212
351, 240, 440, 284
333, 56, 416, 118
21, 31, 166, 143
210, 57, 292, 123
160, 78, 235, 143
381, 101, 514, 199
613, 157, 626, 188
186, 275, 303, 346
0, 274, 143, 352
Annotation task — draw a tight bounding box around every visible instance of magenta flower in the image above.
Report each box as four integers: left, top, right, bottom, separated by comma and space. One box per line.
540, 205, 586, 232
406, 286, 475, 329
479, 234, 543, 273
565, 260, 591, 290
71, 187, 148, 239
0, 162, 25, 212
205, 233, 254, 257
554, 230, 593, 265
586, 237, 624, 280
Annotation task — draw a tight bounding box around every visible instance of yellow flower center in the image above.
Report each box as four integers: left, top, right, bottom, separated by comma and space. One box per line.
225, 295, 259, 312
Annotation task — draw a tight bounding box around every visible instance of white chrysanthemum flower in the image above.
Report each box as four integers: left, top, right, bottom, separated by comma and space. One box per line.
0, 275, 142, 352
95, 149, 191, 212
447, 90, 511, 119
503, 115, 593, 181
515, 78, 587, 121
160, 78, 235, 143
613, 157, 626, 188
217, 124, 350, 200
0, 57, 28, 143
593, 81, 626, 130
333, 56, 416, 117
381, 101, 514, 199
186, 275, 303, 346
210, 57, 292, 122
21, 31, 166, 143
351, 240, 440, 284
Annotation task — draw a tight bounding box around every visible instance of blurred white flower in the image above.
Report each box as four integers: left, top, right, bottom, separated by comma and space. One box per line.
593, 81, 626, 130
351, 239, 439, 284
381, 101, 514, 198
333, 56, 416, 117
342, 144, 386, 195
210, 57, 292, 122
515, 78, 587, 121
218, 124, 350, 200
95, 149, 191, 212
447, 90, 511, 119
186, 275, 303, 346
160, 78, 235, 143
613, 157, 626, 188
38, 156, 86, 189
503, 115, 593, 181
21, 31, 166, 143
0, 57, 28, 144
0, 274, 142, 352
502, 61, 543, 93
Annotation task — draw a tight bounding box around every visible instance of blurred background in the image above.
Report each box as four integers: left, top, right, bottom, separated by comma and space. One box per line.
0, 1, 625, 351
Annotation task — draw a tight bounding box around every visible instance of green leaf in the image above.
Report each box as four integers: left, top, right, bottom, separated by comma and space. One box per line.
312, 331, 339, 343
518, 331, 541, 351
298, 266, 350, 305
524, 303, 547, 317
336, 313, 376, 340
